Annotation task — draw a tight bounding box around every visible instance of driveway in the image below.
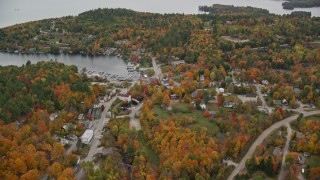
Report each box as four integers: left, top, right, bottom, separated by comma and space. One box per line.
227, 110, 320, 180
278, 123, 292, 180
129, 103, 143, 130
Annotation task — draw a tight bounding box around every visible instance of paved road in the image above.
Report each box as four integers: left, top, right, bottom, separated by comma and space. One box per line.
152, 57, 162, 80
85, 96, 117, 162
227, 110, 320, 180
254, 84, 274, 114
76, 96, 117, 180
278, 123, 292, 180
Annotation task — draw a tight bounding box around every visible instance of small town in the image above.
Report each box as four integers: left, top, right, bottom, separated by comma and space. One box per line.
0, 3, 319, 180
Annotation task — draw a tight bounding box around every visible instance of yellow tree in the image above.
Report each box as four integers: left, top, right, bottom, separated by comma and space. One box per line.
51, 143, 65, 161
162, 94, 171, 106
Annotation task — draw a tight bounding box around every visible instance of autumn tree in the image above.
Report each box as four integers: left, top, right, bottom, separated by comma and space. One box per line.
162, 94, 171, 106
217, 93, 225, 107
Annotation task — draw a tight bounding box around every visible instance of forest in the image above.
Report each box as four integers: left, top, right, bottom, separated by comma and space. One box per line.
0, 61, 105, 179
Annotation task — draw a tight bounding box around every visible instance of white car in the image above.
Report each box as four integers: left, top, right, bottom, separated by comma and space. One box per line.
301, 168, 305, 174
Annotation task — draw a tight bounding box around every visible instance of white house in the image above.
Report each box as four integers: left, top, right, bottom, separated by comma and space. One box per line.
118, 94, 132, 103
200, 103, 207, 110
50, 112, 58, 121
262, 80, 269, 86
218, 88, 225, 94
81, 130, 94, 144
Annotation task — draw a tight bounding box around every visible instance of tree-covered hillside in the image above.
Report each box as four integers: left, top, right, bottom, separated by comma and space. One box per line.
0, 61, 92, 123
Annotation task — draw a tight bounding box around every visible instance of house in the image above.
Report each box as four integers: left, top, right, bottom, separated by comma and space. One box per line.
200, 74, 205, 82
95, 147, 115, 156
262, 80, 269, 86
160, 104, 168, 111
298, 155, 306, 164
209, 111, 217, 118
78, 113, 84, 120
82, 120, 93, 129
274, 100, 282, 106
118, 94, 132, 103
294, 88, 301, 95
62, 123, 76, 131
224, 102, 236, 108
170, 94, 177, 99
143, 77, 158, 85
66, 134, 77, 141
162, 78, 169, 86
218, 88, 225, 94
60, 138, 69, 146
81, 130, 94, 144
303, 152, 311, 157
200, 102, 207, 110
50, 112, 58, 121
310, 103, 316, 108
191, 89, 207, 99
87, 109, 93, 120
245, 93, 257, 98
282, 99, 288, 106
273, 147, 282, 157
171, 60, 185, 66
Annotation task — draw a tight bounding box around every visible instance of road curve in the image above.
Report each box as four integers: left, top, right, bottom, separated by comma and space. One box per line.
227, 110, 320, 180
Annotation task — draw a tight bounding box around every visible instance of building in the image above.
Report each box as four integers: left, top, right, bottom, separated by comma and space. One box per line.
50, 112, 58, 121
282, 99, 288, 106
273, 100, 282, 106
81, 130, 94, 144
60, 138, 69, 146
209, 111, 217, 118
224, 102, 236, 108
171, 60, 185, 66
245, 93, 257, 98
200, 102, 207, 110
87, 109, 93, 120
200, 74, 205, 82
218, 88, 225, 94
78, 113, 84, 120
262, 80, 269, 86
82, 120, 93, 129
118, 94, 132, 103
298, 155, 306, 164
162, 78, 169, 86
272, 147, 282, 157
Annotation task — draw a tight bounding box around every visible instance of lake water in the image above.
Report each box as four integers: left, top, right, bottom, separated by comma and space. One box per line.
0, 52, 128, 75
1, 0, 320, 28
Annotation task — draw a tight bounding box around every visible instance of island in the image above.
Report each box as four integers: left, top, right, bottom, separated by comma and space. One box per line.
282, 0, 320, 10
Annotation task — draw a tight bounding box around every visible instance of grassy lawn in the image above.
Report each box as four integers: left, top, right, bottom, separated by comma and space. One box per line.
153, 106, 170, 120
203, 21, 213, 31
138, 132, 160, 166
172, 75, 182, 83
306, 155, 320, 168
153, 103, 217, 133
306, 114, 320, 121
79, 145, 90, 159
